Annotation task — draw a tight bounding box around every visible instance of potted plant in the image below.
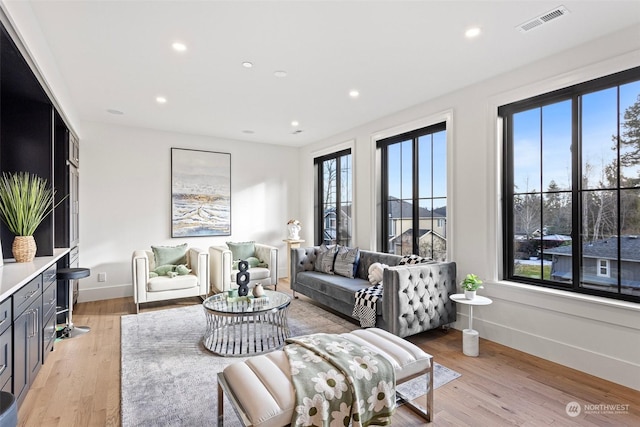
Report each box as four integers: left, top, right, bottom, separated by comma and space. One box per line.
461, 273, 483, 299
0, 172, 59, 262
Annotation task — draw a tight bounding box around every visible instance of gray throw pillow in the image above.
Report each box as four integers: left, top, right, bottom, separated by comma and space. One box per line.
314, 244, 337, 274
333, 246, 360, 278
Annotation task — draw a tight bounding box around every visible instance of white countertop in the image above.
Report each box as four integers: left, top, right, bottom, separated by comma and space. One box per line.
0, 248, 70, 302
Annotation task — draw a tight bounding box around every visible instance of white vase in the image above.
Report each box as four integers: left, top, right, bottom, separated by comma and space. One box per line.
464, 290, 476, 300
252, 283, 265, 297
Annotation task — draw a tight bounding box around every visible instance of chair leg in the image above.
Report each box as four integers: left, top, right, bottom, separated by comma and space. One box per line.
218, 378, 224, 426
396, 358, 433, 422
136, 302, 139, 314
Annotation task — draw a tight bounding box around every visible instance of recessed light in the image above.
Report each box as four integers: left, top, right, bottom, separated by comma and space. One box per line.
349, 90, 360, 98
156, 96, 167, 104
242, 130, 255, 134
465, 27, 481, 38
106, 109, 124, 115
172, 42, 187, 52
291, 121, 299, 127
274, 70, 288, 78
242, 61, 253, 68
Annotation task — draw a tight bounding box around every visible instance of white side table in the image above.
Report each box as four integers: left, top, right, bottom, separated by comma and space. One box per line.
450, 294, 492, 357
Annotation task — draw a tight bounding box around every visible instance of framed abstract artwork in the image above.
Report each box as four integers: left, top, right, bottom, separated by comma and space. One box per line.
171, 148, 231, 237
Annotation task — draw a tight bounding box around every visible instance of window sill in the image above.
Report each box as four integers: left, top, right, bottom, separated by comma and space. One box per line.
484, 280, 640, 329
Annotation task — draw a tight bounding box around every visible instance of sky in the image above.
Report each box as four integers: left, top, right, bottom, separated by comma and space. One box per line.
513, 80, 640, 194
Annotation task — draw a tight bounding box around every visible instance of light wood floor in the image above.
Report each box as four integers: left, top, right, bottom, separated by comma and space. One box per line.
17, 280, 640, 426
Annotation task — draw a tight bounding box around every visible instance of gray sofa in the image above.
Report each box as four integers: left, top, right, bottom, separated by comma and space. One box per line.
290, 246, 457, 338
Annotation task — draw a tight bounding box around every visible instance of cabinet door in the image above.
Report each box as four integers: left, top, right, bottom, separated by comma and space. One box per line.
27, 301, 42, 382
0, 324, 11, 392
13, 297, 42, 406
13, 307, 28, 404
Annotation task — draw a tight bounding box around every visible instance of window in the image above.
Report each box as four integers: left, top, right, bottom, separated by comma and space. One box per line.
501, 66, 640, 302
597, 259, 610, 278
314, 149, 352, 246
378, 123, 447, 260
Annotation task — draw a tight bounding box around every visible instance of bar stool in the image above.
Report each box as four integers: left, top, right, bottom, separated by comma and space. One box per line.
56, 267, 91, 339
0, 391, 16, 427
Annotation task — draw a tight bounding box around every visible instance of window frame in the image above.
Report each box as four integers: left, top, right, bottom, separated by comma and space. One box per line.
500, 66, 640, 303
377, 122, 447, 258
314, 148, 352, 246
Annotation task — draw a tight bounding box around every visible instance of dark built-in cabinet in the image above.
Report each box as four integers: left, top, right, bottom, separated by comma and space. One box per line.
0, 18, 80, 407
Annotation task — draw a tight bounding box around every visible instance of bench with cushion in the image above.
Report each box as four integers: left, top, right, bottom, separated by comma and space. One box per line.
217, 328, 433, 426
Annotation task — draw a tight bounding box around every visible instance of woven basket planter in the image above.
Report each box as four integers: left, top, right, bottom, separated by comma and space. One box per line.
12, 236, 36, 263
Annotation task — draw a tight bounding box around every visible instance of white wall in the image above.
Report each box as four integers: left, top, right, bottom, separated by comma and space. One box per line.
78, 121, 299, 301
297, 25, 640, 390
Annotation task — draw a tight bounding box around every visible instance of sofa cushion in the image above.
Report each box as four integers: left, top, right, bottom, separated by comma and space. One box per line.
230, 267, 271, 282
333, 246, 360, 278
147, 274, 197, 292
296, 271, 382, 315
314, 244, 337, 274
151, 243, 188, 267
227, 241, 256, 260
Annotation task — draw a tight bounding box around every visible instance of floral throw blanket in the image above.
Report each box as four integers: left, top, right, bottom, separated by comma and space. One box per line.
284, 333, 396, 426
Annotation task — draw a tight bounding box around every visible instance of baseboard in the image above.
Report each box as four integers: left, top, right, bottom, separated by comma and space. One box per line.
78, 283, 132, 303
455, 314, 640, 391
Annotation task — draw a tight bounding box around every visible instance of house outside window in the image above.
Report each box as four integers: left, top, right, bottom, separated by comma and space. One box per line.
500, 66, 640, 302
314, 149, 352, 246
377, 123, 447, 260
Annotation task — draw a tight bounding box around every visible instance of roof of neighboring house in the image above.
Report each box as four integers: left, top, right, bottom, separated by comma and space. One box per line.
388, 228, 446, 246
546, 235, 640, 261
388, 197, 446, 219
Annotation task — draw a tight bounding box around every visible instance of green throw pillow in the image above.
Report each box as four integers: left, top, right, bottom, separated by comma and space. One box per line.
226, 241, 256, 260
152, 243, 188, 267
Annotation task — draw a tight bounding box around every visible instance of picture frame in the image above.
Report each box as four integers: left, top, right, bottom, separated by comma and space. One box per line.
171, 148, 231, 237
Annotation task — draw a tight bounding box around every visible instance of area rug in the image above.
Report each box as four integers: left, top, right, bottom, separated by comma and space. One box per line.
121, 297, 461, 426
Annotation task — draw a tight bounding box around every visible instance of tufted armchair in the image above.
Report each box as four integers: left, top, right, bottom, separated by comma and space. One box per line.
209, 242, 278, 294
132, 245, 210, 313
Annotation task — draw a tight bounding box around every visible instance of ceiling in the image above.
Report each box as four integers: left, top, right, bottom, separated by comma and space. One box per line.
11, 1, 640, 146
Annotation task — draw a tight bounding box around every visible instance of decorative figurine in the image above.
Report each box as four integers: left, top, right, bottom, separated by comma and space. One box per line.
236, 260, 250, 296
287, 219, 301, 240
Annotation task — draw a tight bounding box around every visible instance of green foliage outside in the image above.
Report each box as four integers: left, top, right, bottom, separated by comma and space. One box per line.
514, 263, 552, 280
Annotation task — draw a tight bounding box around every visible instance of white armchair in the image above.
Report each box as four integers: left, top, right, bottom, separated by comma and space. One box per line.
210, 242, 278, 294
132, 246, 210, 313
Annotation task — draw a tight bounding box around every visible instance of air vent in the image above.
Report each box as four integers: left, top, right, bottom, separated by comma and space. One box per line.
517, 5, 570, 33
292, 129, 303, 135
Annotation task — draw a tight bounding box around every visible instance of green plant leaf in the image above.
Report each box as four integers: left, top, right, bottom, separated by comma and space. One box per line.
0, 172, 62, 236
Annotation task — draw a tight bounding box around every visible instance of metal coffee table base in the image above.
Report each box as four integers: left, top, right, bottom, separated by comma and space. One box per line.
203, 307, 290, 357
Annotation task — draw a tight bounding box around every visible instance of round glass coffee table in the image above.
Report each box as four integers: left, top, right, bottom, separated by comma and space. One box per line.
202, 290, 291, 357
